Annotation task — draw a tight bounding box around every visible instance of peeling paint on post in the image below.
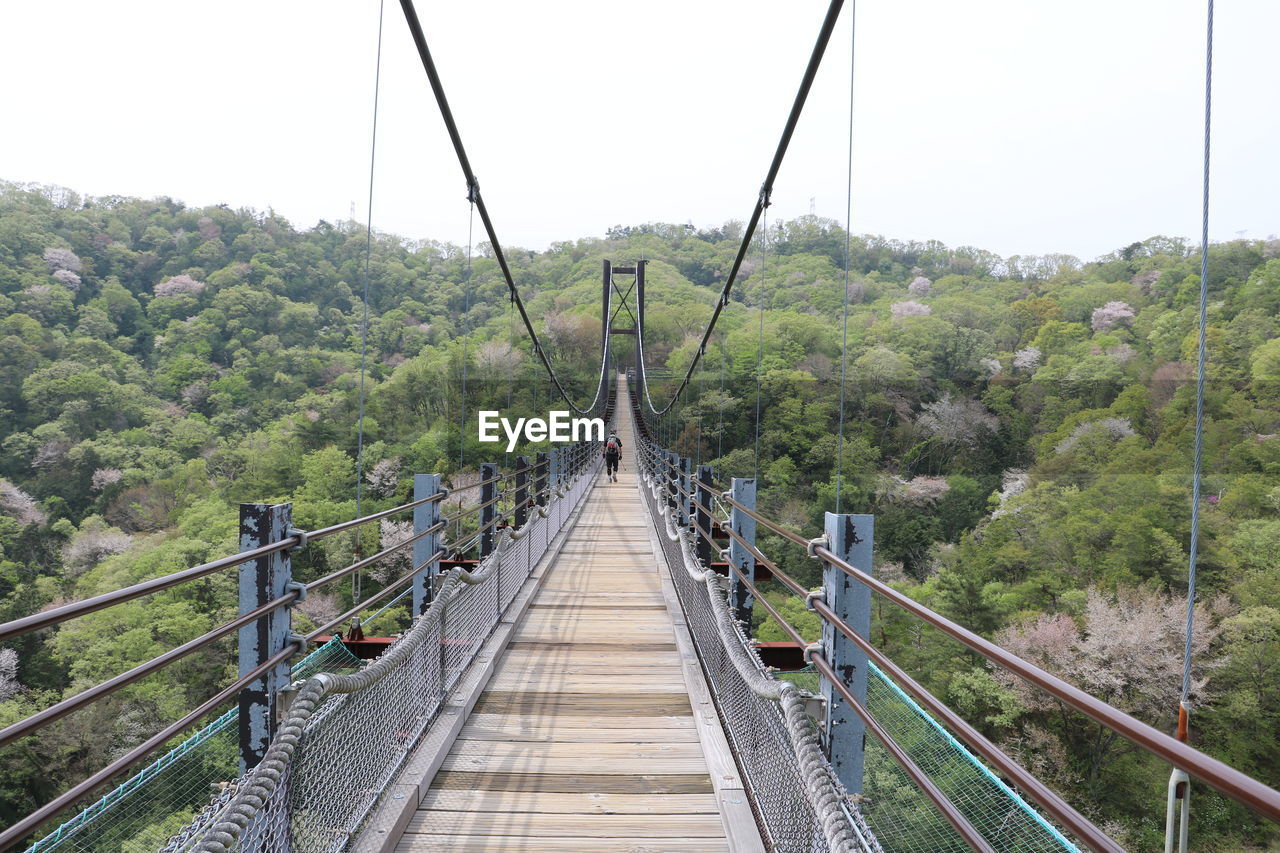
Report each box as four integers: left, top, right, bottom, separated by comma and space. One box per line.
679, 456, 692, 527
238, 502, 293, 775
514, 456, 530, 528
729, 478, 757, 626
479, 463, 498, 558
670, 448, 680, 514
535, 451, 549, 507
413, 474, 442, 616
821, 511, 873, 794
695, 465, 714, 566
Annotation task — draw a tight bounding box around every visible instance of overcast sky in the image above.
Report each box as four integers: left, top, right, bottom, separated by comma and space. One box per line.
2, 1, 1276, 262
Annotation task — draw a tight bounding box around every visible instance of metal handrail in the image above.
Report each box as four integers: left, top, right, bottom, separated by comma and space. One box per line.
813, 543, 1280, 823
305, 520, 446, 592
809, 597, 1122, 852
0, 642, 300, 852
0, 589, 299, 749
0, 490, 450, 643
306, 548, 446, 641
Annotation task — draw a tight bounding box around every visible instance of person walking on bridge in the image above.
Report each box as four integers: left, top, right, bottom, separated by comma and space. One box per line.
603, 431, 622, 482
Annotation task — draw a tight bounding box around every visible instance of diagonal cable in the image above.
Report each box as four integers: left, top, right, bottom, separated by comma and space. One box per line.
636, 0, 847, 415
397, 0, 611, 416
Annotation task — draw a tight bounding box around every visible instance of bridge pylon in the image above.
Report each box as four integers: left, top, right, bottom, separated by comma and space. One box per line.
603, 259, 645, 376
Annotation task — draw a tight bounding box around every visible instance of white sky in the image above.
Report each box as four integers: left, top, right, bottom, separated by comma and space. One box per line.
2, 1, 1276, 262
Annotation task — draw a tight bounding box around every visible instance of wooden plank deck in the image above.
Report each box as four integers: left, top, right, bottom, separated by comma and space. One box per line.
396, 391, 748, 853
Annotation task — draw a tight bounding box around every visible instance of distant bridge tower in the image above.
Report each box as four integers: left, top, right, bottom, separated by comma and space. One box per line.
603, 259, 646, 376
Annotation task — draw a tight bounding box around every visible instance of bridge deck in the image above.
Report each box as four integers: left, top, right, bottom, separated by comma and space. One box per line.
395, 402, 739, 852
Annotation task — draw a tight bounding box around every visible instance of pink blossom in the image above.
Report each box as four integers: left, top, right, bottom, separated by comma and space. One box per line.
155, 274, 207, 298
1091, 301, 1135, 332
890, 300, 931, 319
43, 246, 82, 273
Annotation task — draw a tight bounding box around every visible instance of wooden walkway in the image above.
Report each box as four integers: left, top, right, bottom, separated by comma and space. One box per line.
394, 397, 751, 852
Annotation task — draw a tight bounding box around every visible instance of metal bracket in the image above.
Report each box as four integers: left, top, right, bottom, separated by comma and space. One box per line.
759, 184, 773, 208
802, 692, 827, 722
286, 526, 309, 551
806, 534, 828, 560
466, 176, 480, 204
275, 682, 301, 725
285, 580, 308, 603
804, 588, 825, 612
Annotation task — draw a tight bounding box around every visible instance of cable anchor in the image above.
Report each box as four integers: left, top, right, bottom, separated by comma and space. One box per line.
758, 184, 773, 208
466, 176, 480, 204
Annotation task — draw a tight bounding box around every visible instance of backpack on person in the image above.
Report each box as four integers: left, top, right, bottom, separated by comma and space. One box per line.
606, 436, 619, 454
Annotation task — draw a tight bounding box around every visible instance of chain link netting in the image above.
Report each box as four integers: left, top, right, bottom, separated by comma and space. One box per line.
860, 664, 1079, 853
162, 462, 598, 853
638, 428, 1081, 853
636, 449, 852, 853
25, 640, 362, 853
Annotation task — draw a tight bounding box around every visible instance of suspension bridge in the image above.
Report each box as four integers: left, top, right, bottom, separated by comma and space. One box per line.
2, 0, 1277, 850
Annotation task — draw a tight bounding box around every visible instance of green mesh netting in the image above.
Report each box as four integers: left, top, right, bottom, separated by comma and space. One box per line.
25, 638, 362, 853
784, 664, 1078, 852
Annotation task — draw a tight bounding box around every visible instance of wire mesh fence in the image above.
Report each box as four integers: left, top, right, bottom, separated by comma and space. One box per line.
25, 639, 362, 853
637, 461, 831, 853
861, 663, 1079, 853
163, 459, 598, 853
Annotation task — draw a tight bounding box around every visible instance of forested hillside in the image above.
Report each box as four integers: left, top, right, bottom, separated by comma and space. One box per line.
1, 181, 1278, 848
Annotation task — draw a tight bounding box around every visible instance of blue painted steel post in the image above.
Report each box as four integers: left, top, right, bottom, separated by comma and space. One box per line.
535, 451, 549, 506
821, 511, 874, 794
412, 474, 442, 616
728, 478, 757, 626
679, 456, 692, 527
479, 462, 498, 558
665, 451, 679, 516
695, 465, 714, 567
238, 502, 294, 774
514, 456, 530, 528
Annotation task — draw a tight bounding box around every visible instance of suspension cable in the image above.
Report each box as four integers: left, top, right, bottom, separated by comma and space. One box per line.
397, 0, 611, 416
1181, 0, 1214, 718
717, 333, 726, 459
353, 0, 386, 604
459, 200, 475, 471
753, 208, 768, 480
635, 0, 847, 415
835, 1, 856, 514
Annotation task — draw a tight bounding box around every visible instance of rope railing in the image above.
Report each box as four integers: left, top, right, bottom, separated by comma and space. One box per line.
0, 441, 603, 852
180, 442, 605, 853
633, 402, 1280, 848
645, 458, 1000, 852
0, 644, 301, 852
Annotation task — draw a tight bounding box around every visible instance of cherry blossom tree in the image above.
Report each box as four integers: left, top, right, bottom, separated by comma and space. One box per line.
918, 395, 999, 448
890, 300, 931, 319
43, 246, 82, 273
1054, 417, 1135, 455
908, 275, 932, 295
366, 457, 402, 498
0, 479, 45, 526
52, 269, 82, 291
1091, 301, 1135, 332
0, 648, 20, 702
1013, 347, 1042, 372
63, 516, 132, 576
90, 468, 124, 491
154, 274, 206, 298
